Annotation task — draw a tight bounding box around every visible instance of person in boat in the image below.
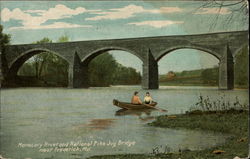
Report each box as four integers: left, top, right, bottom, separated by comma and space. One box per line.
131, 91, 142, 104
144, 92, 153, 104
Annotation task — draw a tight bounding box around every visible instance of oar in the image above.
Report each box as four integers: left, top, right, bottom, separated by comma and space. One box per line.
143, 104, 167, 112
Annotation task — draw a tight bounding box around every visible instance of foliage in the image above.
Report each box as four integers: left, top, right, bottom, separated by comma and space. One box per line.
57, 35, 69, 42
88, 53, 141, 86
0, 24, 11, 52
0, 24, 11, 80
18, 37, 69, 86
234, 45, 248, 87
190, 95, 248, 112
88, 53, 118, 86
32, 37, 52, 44
201, 67, 218, 85
159, 68, 218, 86
159, 69, 204, 82
179, 69, 204, 77
113, 63, 141, 85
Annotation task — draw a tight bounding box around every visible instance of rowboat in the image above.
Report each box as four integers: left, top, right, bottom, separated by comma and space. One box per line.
113, 99, 157, 110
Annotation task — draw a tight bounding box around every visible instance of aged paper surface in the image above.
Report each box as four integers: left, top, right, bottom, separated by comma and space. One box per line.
0, 1, 249, 159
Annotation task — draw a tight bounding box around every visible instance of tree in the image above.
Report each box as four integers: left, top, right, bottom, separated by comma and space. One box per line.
234, 45, 248, 87
32, 38, 53, 78
57, 35, 69, 42
0, 24, 10, 53
0, 24, 11, 81
88, 53, 118, 86
201, 67, 219, 85
18, 36, 69, 86
112, 64, 141, 85
88, 52, 141, 86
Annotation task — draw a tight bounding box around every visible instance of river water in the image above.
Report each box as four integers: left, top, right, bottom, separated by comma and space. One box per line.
0, 86, 248, 159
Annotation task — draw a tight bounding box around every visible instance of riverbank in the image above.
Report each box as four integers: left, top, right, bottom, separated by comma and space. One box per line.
87, 109, 248, 159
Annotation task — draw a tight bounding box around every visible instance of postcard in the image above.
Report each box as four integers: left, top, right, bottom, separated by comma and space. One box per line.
0, 1, 249, 159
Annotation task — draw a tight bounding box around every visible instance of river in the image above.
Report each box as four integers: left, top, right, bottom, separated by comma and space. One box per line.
0, 86, 248, 159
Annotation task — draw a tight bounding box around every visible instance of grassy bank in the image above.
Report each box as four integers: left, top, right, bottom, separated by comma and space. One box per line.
87, 110, 248, 159
149, 110, 248, 158
159, 75, 214, 87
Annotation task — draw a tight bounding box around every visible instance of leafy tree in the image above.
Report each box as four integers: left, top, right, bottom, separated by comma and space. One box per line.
32, 38, 53, 78
88, 53, 118, 86
0, 24, 11, 52
57, 35, 69, 42
88, 52, 141, 86
234, 45, 248, 87
18, 36, 69, 86
201, 67, 218, 85
113, 63, 141, 85
0, 24, 11, 81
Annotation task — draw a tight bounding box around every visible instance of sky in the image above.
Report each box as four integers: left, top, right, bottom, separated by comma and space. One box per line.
0, 1, 248, 74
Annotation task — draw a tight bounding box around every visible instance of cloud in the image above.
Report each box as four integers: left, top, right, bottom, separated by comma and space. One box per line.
1, 4, 94, 30
128, 20, 184, 28
150, 7, 183, 14
9, 22, 92, 30
24, 9, 46, 15
194, 8, 231, 15
86, 4, 183, 21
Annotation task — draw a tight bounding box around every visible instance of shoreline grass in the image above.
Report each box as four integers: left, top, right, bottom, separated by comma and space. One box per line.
147, 109, 248, 159
87, 109, 248, 159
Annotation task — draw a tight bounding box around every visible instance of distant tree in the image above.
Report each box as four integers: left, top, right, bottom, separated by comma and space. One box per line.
88, 52, 141, 86
201, 67, 219, 85
88, 53, 118, 86
234, 45, 248, 87
57, 35, 69, 42
113, 63, 141, 85
180, 70, 187, 77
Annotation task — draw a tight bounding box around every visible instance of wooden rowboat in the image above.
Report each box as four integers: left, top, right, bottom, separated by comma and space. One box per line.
113, 99, 157, 110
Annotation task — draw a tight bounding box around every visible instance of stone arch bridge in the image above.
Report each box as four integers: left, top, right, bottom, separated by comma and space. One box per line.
1, 31, 248, 89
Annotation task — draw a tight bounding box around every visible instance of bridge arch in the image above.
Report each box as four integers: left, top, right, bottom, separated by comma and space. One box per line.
81, 46, 144, 64
71, 46, 143, 88
8, 48, 70, 77
157, 48, 220, 88
156, 46, 221, 62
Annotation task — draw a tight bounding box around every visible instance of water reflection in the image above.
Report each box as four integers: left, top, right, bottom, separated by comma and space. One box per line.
115, 109, 156, 121
74, 119, 117, 131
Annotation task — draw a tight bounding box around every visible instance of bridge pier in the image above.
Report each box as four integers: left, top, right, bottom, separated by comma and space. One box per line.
68, 64, 73, 88
218, 45, 234, 90
68, 52, 89, 88
142, 49, 159, 89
